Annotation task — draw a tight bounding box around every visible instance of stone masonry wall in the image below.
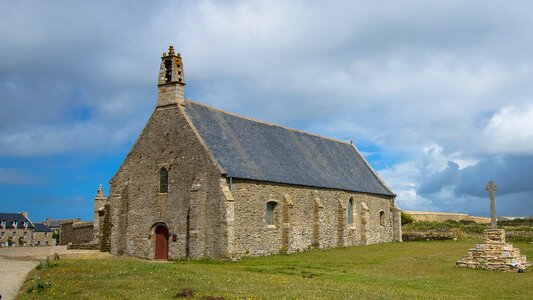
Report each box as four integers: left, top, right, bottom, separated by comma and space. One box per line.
99, 203, 111, 252
61, 221, 94, 245
60, 221, 74, 245
108, 104, 226, 260
72, 222, 94, 244
229, 179, 397, 258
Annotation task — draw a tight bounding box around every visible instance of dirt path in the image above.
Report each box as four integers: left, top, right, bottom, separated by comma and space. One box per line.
0, 246, 110, 300
0, 257, 39, 300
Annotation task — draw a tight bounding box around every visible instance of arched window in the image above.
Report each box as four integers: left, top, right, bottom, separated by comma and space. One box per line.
380, 210, 385, 226
266, 201, 277, 225
347, 198, 353, 225
159, 168, 168, 193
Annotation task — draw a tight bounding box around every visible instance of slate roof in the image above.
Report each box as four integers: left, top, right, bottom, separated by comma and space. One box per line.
33, 223, 53, 232
0, 213, 34, 229
185, 100, 394, 196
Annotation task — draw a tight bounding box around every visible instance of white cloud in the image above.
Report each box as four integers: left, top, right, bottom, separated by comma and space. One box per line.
482, 105, 533, 155
379, 161, 436, 211
1, 0, 533, 215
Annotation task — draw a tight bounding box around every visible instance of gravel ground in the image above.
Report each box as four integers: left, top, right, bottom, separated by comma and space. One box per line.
0, 246, 110, 300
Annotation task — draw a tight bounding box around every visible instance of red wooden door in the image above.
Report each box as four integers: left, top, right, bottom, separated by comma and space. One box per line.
155, 226, 169, 260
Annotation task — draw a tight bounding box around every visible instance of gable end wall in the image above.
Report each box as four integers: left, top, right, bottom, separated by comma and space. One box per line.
108, 105, 227, 259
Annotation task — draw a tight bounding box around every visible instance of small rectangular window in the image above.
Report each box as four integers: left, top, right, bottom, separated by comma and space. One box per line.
347, 200, 353, 225
159, 168, 169, 193
266, 201, 277, 225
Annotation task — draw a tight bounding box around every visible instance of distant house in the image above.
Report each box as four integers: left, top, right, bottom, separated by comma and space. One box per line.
32, 223, 54, 246
0, 212, 34, 247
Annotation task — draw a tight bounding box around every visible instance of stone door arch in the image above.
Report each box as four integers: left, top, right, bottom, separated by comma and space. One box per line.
154, 224, 169, 260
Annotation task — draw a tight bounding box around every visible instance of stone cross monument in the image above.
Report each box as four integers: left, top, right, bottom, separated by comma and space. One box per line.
457, 179, 531, 271
486, 180, 497, 229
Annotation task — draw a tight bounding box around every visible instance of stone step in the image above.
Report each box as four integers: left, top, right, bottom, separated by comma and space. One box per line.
467, 250, 522, 258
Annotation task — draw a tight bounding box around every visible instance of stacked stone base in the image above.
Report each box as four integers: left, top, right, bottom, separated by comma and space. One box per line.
456, 229, 531, 272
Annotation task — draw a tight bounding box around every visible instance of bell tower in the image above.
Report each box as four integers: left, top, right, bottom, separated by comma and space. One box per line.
157, 46, 185, 107
93, 184, 107, 245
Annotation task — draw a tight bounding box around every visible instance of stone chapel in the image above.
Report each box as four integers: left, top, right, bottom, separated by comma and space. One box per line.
94, 46, 402, 260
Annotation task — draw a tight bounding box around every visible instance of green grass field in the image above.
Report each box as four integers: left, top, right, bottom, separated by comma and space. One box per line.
19, 240, 533, 300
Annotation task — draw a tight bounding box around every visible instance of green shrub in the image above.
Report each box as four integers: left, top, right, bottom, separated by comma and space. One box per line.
36, 258, 59, 270
26, 274, 52, 294
498, 217, 533, 227
401, 211, 414, 225
459, 220, 476, 225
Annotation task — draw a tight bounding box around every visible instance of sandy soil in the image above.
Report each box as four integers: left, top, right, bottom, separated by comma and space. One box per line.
0, 246, 110, 300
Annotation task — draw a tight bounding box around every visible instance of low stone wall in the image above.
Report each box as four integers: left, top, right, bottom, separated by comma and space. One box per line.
404, 211, 490, 224
67, 243, 99, 250
402, 231, 457, 241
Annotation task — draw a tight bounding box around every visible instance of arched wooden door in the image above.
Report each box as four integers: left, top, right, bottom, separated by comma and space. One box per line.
155, 225, 169, 260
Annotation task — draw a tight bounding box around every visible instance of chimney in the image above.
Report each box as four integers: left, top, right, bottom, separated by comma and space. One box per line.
157, 45, 185, 107
20, 211, 28, 219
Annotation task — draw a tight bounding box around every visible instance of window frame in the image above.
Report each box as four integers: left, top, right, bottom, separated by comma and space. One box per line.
379, 210, 385, 227
159, 167, 169, 194
347, 198, 354, 226
266, 201, 278, 226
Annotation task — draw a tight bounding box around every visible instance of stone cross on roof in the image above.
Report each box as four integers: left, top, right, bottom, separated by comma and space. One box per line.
486, 180, 497, 229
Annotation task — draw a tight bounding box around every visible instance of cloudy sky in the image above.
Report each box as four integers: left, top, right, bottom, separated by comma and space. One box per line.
1, 0, 532, 221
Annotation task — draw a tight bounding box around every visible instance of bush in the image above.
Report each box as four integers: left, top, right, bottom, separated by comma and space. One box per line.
402, 219, 533, 242
26, 274, 52, 294
459, 220, 476, 225
401, 211, 414, 225
498, 217, 533, 227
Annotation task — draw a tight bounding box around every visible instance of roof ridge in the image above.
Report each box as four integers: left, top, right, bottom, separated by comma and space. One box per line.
184, 99, 353, 146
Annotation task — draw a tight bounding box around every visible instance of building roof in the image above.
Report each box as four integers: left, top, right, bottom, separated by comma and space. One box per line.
185, 100, 394, 196
45, 218, 80, 228
0, 213, 35, 229
33, 223, 53, 232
